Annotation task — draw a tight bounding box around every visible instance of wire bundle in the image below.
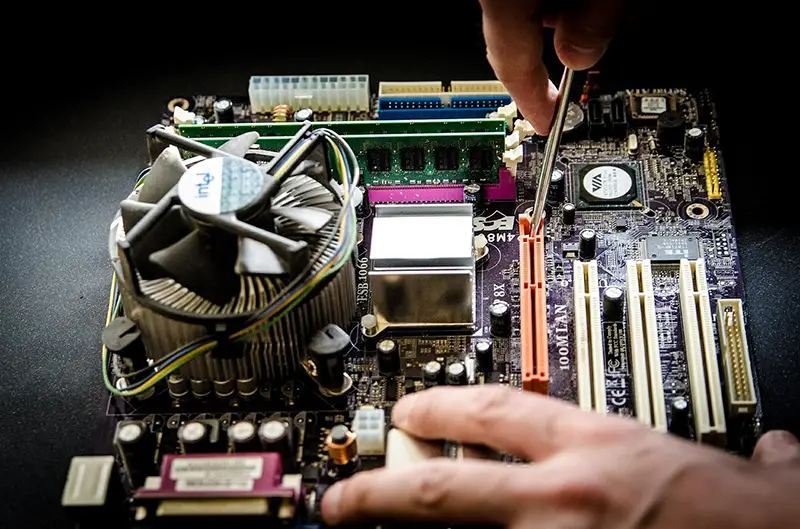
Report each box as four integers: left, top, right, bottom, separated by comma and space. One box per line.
103, 129, 359, 397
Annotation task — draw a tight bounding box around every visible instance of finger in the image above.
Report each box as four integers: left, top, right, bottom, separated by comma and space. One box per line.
479, 0, 558, 133
392, 386, 640, 460
554, 0, 626, 70
753, 430, 800, 466
322, 459, 525, 526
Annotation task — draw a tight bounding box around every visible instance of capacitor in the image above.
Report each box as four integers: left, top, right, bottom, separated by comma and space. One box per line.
307, 324, 349, 392
228, 420, 261, 453
446, 362, 467, 385
669, 397, 691, 439
423, 360, 443, 387
115, 421, 155, 487
579, 229, 597, 260
167, 374, 189, 399
259, 420, 296, 471
684, 127, 705, 161
656, 111, 686, 148
464, 183, 483, 212
627, 133, 639, 155
294, 107, 314, 122
326, 425, 358, 476
562, 203, 576, 225
475, 339, 494, 372
179, 421, 212, 454
213, 98, 234, 124
377, 339, 401, 375
489, 300, 512, 337
603, 287, 625, 321
548, 168, 565, 202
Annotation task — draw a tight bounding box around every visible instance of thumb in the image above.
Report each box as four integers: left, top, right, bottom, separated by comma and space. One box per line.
554, 0, 626, 70
753, 430, 800, 466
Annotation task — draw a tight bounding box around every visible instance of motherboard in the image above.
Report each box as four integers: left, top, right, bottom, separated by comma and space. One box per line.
62, 74, 760, 527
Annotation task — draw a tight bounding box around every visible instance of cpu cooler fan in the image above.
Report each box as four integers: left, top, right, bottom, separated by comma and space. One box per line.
109, 125, 357, 396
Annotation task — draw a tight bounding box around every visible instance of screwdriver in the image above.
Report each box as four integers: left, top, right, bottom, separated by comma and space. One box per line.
529, 67, 574, 233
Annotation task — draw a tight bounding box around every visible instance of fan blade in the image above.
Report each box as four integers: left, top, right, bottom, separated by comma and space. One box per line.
271, 206, 333, 231
138, 146, 187, 204
129, 205, 193, 280
149, 230, 239, 305
236, 238, 290, 276
120, 200, 155, 231
218, 132, 260, 158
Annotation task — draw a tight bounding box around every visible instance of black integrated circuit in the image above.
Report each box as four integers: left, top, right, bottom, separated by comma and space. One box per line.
571, 162, 642, 210
645, 236, 701, 262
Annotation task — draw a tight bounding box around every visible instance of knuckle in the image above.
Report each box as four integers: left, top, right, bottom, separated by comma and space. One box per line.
410, 468, 451, 511
471, 386, 511, 425
549, 473, 609, 513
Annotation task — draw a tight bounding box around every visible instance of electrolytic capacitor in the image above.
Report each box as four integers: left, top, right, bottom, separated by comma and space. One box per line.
213, 98, 235, 123
377, 339, 401, 376
446, 362, 467, 385
490, 300, 511, 337
669, 397, 691, 439
657, 111, 686, 148
464, 183, 483, 212
259, 420, 296, 471
684, 127, 705, 161
307, 324, 349, 393
115, 421, 155, 487
563, 203, 576, 225
179, 421, 212, 454
579, 229, 597, 260
475, 339, 494, 372
228, 420, 261, 453
603, 287, 625, 321
294, 108, 314, 122
423, 360, 442, 387
548, 169, 565, 202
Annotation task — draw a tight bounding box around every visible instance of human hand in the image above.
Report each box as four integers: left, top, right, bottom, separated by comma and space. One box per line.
478, 0, 626, 134
322, 385, 800, 528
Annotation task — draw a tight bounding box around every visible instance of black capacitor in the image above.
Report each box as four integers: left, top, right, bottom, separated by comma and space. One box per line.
603, 287, 625, 321
294, 108, 314, 122
548, 169, 565, 202
475, 339, 494, 372
102, 317, 149, 381
307, 324, 349, 392
562, 203, 576, 225
587, 98, 605, 140
259, 420, 296, 471
684, 127, 705, 161
446, 362, 467, 385
464, 183, 483, 212
656, 111, 686, 147
376, 339, 401, 375
115, 420, 155, 487
179, 421, 213, 454
228, 420, 261, 453
423, 360, 443, 387
669, 397, 691, 439
213, 98, 235, 123
579, 229, 597, 260
490, 300, 512, 337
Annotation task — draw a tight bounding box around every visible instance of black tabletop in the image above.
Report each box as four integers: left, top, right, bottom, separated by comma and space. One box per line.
1, 3, 796, 528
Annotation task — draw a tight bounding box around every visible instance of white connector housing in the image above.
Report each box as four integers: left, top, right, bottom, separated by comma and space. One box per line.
353, 407, 386, 456
248, 75, 370, 113
514, 119, 536, 139
502, 144, 524, 177
173, 106, 196, 125
505, 130, 521, 150
497, 101, 518, 128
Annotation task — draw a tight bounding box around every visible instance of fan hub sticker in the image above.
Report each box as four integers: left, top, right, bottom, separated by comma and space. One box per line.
179, 157, 264, 215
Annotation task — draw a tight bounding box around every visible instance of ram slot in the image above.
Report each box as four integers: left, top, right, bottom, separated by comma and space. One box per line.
518, 215, 549, 394
573, 260, 606, 413
678, 258, 727, 445
625, 260, 667, 431
716, 299, 757, 417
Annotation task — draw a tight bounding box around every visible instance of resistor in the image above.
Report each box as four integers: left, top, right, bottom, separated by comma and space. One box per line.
271, 104, 294, 122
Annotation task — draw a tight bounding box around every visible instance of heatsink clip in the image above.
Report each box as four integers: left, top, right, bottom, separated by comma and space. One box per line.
716, 299, 757, 417
679, 258, 726, 445
573, 260, 606, 413
518, 214, 549, 394
626, 260, 667, 431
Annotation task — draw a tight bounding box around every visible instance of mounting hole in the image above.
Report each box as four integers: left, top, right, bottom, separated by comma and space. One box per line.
686, 202, 710, 220
651, 253, 658, 258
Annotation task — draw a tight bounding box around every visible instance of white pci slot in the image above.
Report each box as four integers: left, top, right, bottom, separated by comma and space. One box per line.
679, 259, 727, 445
717, 299, 757, 417
625, 260, 667, 431
573, 261, 607, 413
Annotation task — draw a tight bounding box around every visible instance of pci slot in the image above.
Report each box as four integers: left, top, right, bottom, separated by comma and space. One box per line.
716, 299, 757, 417
573, 260, 606, 413
518, 215, 549, 394
625, 260, 667, 431
679, 258, 727, 444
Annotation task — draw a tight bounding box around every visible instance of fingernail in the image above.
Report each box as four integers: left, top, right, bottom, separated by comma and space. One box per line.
321, 483, 342, 524
564, 42, 604, 56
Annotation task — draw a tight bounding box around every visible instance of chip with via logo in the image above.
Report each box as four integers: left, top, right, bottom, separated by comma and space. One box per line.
571, 162, 642, 210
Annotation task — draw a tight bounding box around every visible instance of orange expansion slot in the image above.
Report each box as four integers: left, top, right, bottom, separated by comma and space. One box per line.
518, 214, 549, 394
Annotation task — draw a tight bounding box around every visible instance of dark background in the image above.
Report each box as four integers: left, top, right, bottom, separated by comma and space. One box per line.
0, 2, 794, 528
